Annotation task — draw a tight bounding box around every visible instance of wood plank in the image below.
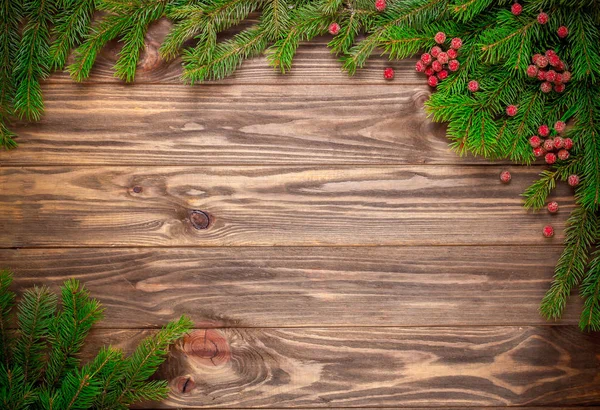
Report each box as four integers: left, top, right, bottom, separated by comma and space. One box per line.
6, 83, 481, 166
0, 247, 583, 328
77, 326, 600, 408
48, 18, 421, 85
0, 166, 574, 247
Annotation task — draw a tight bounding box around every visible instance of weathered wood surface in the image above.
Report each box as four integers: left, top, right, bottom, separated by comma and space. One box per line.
3, 19, 599, 408
0, 166, 574, 247
77, 326, 600, 408
9, 83, 466, 166
0, 247, 583, 327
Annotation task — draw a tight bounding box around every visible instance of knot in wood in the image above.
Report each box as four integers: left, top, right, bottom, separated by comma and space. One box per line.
189, 210, 210, 230
173, 376, 196, 394
182, 329, 230, 367
132, 186, 143, 193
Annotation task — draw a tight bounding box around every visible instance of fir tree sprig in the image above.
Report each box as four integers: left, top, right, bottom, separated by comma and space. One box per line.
0, 270, 193, 408
13, 0, 56, 122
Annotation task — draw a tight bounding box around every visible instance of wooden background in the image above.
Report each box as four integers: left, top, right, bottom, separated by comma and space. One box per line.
2, 20, 600, 408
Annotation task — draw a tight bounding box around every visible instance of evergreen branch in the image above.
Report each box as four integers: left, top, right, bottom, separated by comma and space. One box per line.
113, 0, 169, 82
14, 286, 57, 383
580, 249, 600, 331
540, 206, 599, 320
49, 0, 96, 70
522, 170, 557, 210
68, 13, 131, 82
106, 316, 192, 408
183, 25, 267, 83
0, 270, 15, 366
13, 0, 56, 121
45, 279, 104, 388
0, 0, 21, 130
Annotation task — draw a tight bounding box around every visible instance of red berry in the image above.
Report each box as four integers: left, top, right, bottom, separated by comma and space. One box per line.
558, 149, 569, 160
557, 26, 569, 38
538, 124, 550, 137
511, 2, 522, 15
556, 61, 565, 71
533, 146, 546, 157
450, 38, 463, 50
543, 139, 554, 151
500, 170, 512, 183
553, 137, 564, 149
434, 32, 446, 44
545, 49, 556, 57
562, 71, 571, 82
375, 0, 386, 11
383, 67, 394, 80
421, 53, 432, 65
447, 48, 458, 59
540, 82, 553, 93
437, 70, 448, 80
536, 56, 549, 68
415, 60, 426, 72
537, 12, 549, 24
568, 174, 580, 186
506, 105, 518, 117
448, 60, 460, 71
527, 65, 538, 77
554, 73, 563, 84
430, 46, 442, 58
547, 201, 559, 213
428, 75, 438, 87
424, 67, 434, 77
328, 22, 340, 35
545, 70, 557, 82
537, 70, 547, 81
532, 54, 542, 63
554, 83, 565, 93
437, 52, 449, 64
468, 80, 479, 92
548, 55, 561, 67
543, 225, 554, 238
431, 60, 443, 72
545, 152, 557, 164
529, 135, 542, 148
563, 138, 573, 150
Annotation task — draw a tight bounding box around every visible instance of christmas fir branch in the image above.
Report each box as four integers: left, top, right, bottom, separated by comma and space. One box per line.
0, 270, 193, 409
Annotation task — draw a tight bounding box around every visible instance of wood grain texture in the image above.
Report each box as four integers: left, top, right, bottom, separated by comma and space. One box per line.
0, 166, 574, 247
6, 83, 470, 166
48, 18, 420, 86
76, 326, 600, 408
0, 247, 584, 327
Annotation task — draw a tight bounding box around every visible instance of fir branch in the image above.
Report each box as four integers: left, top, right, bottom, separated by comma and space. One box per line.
540, 206, 599, 321
49, 0, 96, 70
522, 170, 557, 210
14, 285, 57, 383
103, 315, 192, 408
580, 249, 600, 331
0, 0, 21, 145
13, 0, 56, 121
0, 270, 15, 366
45, 279, 104, 388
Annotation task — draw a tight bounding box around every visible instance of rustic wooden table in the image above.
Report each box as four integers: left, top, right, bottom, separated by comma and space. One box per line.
1, 23, 600, 408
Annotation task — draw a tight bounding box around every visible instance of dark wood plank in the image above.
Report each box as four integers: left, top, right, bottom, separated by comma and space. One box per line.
77, 326, 600, 408
0, 166, 574, 247
48, 18, 421, 85
0, 246, 583, 327
6, 83, 475, 166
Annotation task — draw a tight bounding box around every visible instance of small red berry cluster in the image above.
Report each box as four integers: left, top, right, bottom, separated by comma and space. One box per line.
529, 121, 573, 164
527, 50, 571, 94
415, 32, 462, 88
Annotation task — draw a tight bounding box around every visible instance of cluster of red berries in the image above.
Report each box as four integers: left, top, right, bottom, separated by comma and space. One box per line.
415, 32, 462, 88
529, 121, 573, 164
527, 50, 571, 94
